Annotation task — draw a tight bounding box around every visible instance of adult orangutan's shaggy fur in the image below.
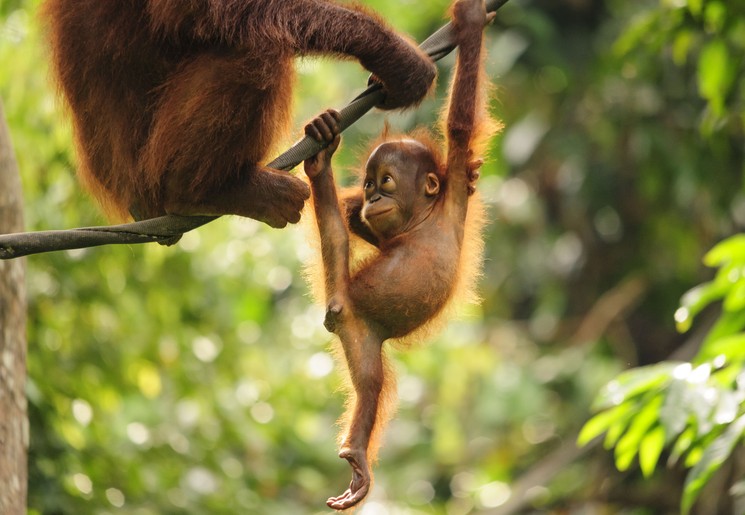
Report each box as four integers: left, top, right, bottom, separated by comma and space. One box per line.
41, 0, 436, 226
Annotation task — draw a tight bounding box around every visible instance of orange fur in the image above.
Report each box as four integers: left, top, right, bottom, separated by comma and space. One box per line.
302, 3, 500, 509
304, 132, 489, 351
305, 34, 500, 515
39, 0, 436, 224
303, 176, 487, 482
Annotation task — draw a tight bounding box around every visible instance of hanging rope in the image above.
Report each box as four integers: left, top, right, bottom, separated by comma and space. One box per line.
0, 0, 510, 260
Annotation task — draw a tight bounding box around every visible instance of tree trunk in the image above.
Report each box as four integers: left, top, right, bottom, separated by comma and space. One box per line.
0, 99, 28, 514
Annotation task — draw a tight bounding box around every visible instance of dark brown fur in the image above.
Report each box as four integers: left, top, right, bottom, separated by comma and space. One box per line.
40, 0, 436, 226
303, 0, 499, 509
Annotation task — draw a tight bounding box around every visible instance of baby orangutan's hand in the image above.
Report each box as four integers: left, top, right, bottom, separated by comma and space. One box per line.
467, 156, 483, 196
453, 0, 495, 30
304, 109, 342, 180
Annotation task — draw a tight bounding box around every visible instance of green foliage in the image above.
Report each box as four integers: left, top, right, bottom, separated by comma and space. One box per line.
613, 0, 745, 134
581, 235, 745, 513
577, 2, 745, 511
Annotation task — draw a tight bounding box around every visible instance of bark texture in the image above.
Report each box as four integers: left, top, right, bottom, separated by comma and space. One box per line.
0, 99, 28, 515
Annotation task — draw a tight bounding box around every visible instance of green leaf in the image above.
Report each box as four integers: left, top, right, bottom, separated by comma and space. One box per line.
697, 334, 745, 364
578, 402, 634, 447
685, 445, 704, 468
704, 2, 727, 34
695, 310, 745, 363
686, 381, 717, 438
669, 426, 697, 465
677, 281, 728, 332
703, 235, 745, 268
639, 425, 666, 478
688, 0, 703, 17
660, 378, 691, 439
604, 414, 632, 450
614, 396, 663, 471
724, 280, 745, 312
672, 29, 695, 67
682, 414, 745, 514
615, 444, 638, 472
712, 390, 739, 425
594, 363, 680, 410
613, 11, 660, 57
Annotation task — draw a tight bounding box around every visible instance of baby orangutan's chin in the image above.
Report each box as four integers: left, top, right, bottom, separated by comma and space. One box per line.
366, 217, 400, 242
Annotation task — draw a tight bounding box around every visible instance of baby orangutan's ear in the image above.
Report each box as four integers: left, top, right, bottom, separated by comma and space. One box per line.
425, 172, 440, 197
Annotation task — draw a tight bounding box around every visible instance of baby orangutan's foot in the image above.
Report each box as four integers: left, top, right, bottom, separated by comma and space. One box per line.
327, 448, 370, 511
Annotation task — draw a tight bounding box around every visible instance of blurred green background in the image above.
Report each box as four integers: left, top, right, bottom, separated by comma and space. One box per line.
1, 0, 744, 513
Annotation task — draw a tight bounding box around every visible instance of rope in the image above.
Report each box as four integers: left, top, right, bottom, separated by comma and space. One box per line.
0, 0, 510, 260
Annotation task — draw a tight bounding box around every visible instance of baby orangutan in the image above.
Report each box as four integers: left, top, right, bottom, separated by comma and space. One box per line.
303, 0, 497, 509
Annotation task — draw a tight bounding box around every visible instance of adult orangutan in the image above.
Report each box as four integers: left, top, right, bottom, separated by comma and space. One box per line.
40, 0, 436, 226
303, 0, 498, 509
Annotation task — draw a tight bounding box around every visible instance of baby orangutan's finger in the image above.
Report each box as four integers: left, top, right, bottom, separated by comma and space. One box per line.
304, 122, 323, 142
313, 118, 334, 142
469, 158, 484, 169
320, 110, 341, 138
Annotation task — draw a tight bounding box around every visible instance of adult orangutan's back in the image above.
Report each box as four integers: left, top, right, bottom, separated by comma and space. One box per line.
41, 0, 437, 226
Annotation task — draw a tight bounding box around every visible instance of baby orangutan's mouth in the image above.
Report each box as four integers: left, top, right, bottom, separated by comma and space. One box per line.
366, 206, 393, 218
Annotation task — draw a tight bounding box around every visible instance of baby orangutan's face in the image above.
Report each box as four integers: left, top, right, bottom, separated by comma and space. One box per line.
361, 140, 440, 241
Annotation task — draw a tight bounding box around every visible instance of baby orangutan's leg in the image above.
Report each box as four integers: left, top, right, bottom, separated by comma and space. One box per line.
328, 325, 385, 511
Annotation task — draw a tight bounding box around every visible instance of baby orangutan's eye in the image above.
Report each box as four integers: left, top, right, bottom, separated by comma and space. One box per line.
380, 176, 396, 194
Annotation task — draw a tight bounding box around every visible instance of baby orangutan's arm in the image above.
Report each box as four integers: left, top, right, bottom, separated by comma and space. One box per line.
305, 110, 386, 511
304, 110, 348, 308
446, 0, 494, 214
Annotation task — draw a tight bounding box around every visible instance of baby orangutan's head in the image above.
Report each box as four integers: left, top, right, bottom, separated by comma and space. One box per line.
361, 139, 443, 240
